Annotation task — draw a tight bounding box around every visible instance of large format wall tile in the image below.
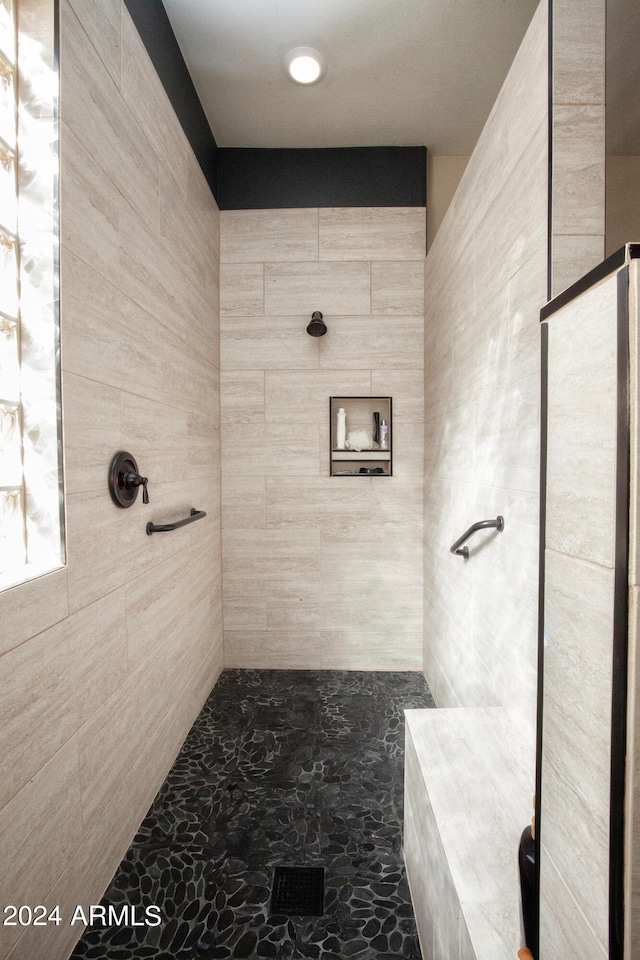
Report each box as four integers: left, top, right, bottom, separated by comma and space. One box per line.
264, 261, 372, 316
552, 104, 606, 238
125, 545, 204, 671
371, 370, 424, 421
552, 0, 605, 106
221, 209, 319, 263
423, 1, 547, 745
539, 848, 608, 960
65, 492, 152, 612
220, 208, 425, 669
1, 590, 127, 809
0, 568, 68, 657
8, 652, 221, 960
551, 233, 605, 298
223, 527, 320, 581
121, 392, 189, 484
0, 741, 84, 960
545, 275, 617, 566
120, 14, 189, 186
452, 286, 510, 408
319, 317, 424, 369
221, 370, 265, 423
473, 375, 540, 493
0, 4, 223, 957
319, 207, 426, 261
63, 373, 123, 494
264, 370, 371, 423
76, 651, 174, 826
550, 0, 606, 293
541, 267, 622, 957
223, 630, 313, 669
223, 579, 269, 632
372, 261, 425, 315
405, 710, 531, 960
61, 251, 164, 403
61, 2, 160, 232
505, 2, 548, 168
224, 628, 422, 670
221, 316, 320, 370
221, 422, 321, 477
507, 242, 547, 383
222, 476, 266, 530
219, 263, 264, 317
418, 11, 549, 955
67, 0, 121, 86
60, 120, 120, 281
265, 476, 371, 527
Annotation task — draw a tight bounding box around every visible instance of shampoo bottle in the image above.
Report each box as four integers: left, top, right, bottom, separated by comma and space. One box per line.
380, 419, 389, 450
336, 407, 347, 449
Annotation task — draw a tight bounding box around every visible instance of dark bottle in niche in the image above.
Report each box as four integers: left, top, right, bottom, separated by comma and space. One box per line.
373, 411, 380, 443
518, 823, 538, 958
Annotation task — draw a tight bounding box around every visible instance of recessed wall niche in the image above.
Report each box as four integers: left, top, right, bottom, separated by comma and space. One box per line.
329, 396, 392, 477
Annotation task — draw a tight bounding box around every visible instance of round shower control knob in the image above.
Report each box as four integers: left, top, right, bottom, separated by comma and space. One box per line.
108, 451, 149, 508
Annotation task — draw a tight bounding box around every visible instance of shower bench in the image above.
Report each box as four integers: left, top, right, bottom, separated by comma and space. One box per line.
403, 707, 532, 960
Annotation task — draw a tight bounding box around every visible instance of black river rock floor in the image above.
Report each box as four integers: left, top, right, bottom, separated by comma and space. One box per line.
71, 669, 434, 960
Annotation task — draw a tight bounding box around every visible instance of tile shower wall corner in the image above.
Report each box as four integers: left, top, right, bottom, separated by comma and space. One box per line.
550, 0, 606, 294
422, 0, 548, 752
220, 207, 425, 671
0, 3, 223, 959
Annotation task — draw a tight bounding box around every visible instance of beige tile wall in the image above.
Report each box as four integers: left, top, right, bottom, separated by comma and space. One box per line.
0, 3, 222, 958
425, 155, 469, 251
539, 269, 621, 960
220, 207, 425, 670
412, 21, 551, 956
550, 0, 606, 295
404, 709, 532, 960
423, 0, 547, 750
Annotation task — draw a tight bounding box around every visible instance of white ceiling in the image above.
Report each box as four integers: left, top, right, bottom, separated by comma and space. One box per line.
161, 0, 540, 155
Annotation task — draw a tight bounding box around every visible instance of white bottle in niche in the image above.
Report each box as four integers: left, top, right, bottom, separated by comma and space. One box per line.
336, 407, 347, 449
380, 419, 389, 450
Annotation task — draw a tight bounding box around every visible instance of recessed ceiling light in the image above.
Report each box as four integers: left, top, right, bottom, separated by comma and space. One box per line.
284, 47, 326, 85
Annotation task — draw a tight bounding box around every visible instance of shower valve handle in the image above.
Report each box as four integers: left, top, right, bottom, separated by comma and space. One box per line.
122, 471, 149, 503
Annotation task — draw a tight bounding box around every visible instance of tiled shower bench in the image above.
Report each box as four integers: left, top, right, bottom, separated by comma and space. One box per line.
404, 708, 533, 960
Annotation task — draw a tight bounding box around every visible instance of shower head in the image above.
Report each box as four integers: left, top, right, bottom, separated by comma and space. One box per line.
306, 311, 327, 337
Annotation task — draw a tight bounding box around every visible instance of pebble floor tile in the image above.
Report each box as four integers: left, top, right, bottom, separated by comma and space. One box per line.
71, 669, 435, 959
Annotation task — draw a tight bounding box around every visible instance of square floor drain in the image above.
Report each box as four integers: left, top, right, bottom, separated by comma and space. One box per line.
271, 865, 325, 916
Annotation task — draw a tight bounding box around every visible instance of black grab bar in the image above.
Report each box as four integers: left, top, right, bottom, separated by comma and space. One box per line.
450, 516, 504, 558
146, 508, 206, 536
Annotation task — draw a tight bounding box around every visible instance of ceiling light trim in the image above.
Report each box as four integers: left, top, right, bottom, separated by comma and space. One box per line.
284, 46, 326, 85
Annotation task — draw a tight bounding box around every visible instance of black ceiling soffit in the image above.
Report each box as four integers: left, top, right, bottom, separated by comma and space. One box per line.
122, 0, 426, 209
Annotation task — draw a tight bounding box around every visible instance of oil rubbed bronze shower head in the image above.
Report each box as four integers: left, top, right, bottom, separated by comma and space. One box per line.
306, 311, 327, 337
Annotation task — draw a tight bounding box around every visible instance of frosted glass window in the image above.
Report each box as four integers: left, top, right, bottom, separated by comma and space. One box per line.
0, 488, 24, 571
0, 0, 14, 65
0, 231, 18, 317
0, 145, 16, 231
0, 317, 19, 397
0, 0, 63, 592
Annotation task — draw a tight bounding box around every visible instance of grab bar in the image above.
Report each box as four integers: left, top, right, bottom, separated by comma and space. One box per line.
450, 516, 504, 559
146, 508, 206, 536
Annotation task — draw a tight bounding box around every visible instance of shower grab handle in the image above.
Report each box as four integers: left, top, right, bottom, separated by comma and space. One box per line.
450, 516, 504, 559
146, 508, 206, 536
